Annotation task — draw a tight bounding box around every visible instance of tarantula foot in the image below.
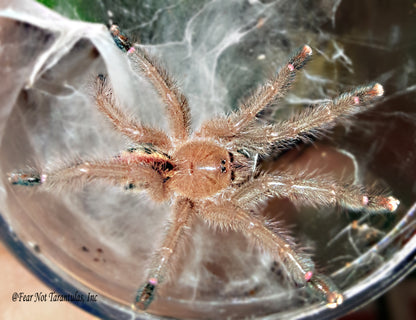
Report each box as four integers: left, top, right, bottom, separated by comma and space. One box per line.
307, 274, 344, 309
378, 196, 400, 212
366, 83, 384, 97
97, 73, 106, 82
133, 278, 158, 311
288, 44, 312, 71
362, 195, 400, 212
7, 171, 44, 186
337, 83, 384, 106
109, 24, 132, 52
325, 290, 344, 309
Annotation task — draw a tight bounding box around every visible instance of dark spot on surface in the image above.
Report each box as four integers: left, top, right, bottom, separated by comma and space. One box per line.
97, 248, 103, 253
125, 183, 136, 190
163, 161, 174, 171
247, 288, 258, 296
89, 47, 99, 59
81, 246, 89, 252
231, 170, 235, 181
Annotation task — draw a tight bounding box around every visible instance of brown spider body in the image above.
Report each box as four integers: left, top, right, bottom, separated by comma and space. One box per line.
116, 140, 233, 200
8, 25, 400, 312
170, 140, 232, 199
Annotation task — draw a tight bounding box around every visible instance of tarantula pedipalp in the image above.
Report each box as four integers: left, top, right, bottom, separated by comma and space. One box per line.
9, 25, 399, 311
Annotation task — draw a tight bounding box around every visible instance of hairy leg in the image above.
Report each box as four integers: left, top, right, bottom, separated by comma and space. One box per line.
231, 83, 384, 154
197, 200, 315, 286
8, 158, 168, 201
134, 197, 194, 310
199, 196, 345, 307
94, 75, 172, 151
110, 25, 191, 141
196, 45, 312, 139
232, 171, 399, 213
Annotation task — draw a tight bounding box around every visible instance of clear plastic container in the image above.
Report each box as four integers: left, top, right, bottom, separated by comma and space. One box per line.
1, 0, 415, 319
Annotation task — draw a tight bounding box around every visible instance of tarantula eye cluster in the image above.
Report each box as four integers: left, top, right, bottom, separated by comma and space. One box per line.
8, 24, 399, 313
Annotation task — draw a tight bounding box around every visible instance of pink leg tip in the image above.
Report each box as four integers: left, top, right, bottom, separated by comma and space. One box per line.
287, 63, 295, 71
302, 45, 312, 56
353, 96, 360, 105
386, 196, 400, 212
304, 271, 313, 282
371, 83, 384, 97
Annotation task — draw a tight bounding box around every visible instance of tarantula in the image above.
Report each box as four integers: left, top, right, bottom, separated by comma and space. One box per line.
9, 25, 399, 311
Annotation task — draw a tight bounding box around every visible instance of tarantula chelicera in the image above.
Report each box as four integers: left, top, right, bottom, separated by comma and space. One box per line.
9, 25, 399, 311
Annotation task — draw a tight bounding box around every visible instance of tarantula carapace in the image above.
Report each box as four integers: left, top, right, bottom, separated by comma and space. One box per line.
9, 25, 399, 311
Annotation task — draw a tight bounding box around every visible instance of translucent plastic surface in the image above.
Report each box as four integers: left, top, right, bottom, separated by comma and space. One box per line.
0, 0, 415, 319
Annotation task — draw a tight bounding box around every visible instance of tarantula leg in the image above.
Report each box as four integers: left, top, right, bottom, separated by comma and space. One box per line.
110, 24, 191, 141
134, 198, 194, 310
233, 172, 399, 213
94, 74, 172, 151
231, 45, 312, 129
307, 274, 344, 309
8, 171, 44, 186
265, 83, 384, 146
8, 159, 168, 201
198, 201, 315, 285
196, 45, 312, 139
135, 280, 157, 311
109, 24, 132, 51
